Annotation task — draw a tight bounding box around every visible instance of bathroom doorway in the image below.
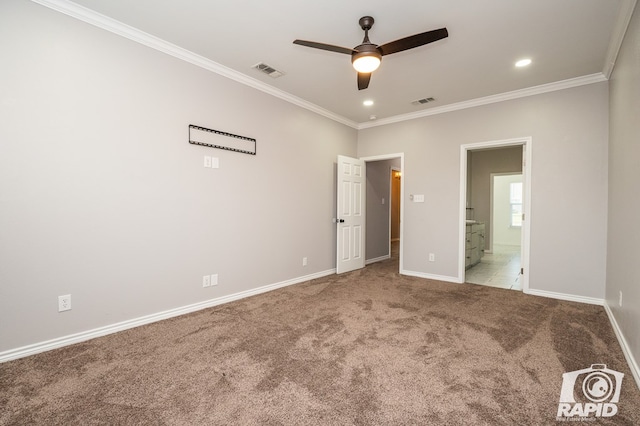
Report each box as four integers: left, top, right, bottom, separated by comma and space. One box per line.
460, 138, 531, 292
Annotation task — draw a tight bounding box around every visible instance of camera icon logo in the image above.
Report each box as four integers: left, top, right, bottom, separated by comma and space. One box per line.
557, 364, 624, 418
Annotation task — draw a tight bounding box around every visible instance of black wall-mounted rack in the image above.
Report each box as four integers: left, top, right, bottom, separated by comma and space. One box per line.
188, 124, 256, 155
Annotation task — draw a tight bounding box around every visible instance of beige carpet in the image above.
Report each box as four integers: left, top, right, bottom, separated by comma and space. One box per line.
2, 257, 639, 425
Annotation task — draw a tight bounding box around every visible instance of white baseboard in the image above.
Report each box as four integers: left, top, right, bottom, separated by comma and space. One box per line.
365, 254, 390, 265
604, 303, 640, 391
0, 268, 336, 363
5, 269, 638, 394
525, 289, 639, 390
401, 269, 461, 284
524, 288, 605, 306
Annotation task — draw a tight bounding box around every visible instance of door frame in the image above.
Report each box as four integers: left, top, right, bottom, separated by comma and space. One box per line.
390, 166, 402, 244
361, 153, 405, 272
459, 138, 531, 292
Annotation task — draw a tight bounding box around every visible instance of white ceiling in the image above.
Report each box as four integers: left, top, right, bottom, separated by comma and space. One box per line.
51, 0, 634, 126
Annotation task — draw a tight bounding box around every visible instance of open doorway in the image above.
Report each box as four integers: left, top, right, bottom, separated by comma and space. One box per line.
390, 167, 401, 260
362, 154, 404, 272
459, 138, 531, 292
466, 173, 523, 289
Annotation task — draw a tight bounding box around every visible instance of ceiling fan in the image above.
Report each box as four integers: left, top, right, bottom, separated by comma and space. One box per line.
293, 16, 448, 90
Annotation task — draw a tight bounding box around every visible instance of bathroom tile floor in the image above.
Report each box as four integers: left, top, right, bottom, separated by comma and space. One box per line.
465, 244, 522, 290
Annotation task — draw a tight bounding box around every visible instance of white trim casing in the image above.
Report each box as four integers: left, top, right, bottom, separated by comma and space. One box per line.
29, 0, 359, 129
30, 0, 633, 130
358, 74, 607, 129
361, 153, 405, 273
603, 0, 639, 78
524, 289, 604, 306
0, 269, 335, 363
604, 304, 640, 390
390, 166, 402, 261
4, 269, 639, 394
365, 255, 391, 265
401, 270, 460, 284
459, 137, 532, 291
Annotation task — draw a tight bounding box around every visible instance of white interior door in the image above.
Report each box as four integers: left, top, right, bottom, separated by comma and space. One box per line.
336, 155, 365, 274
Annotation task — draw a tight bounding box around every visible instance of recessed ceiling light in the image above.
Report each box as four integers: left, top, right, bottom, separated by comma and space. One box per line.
515, 58, 532, 67
363, 100, 374, 106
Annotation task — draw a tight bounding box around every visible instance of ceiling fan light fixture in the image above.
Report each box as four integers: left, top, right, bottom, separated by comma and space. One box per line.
294, 16, 448, 90
352, 50, 382, 73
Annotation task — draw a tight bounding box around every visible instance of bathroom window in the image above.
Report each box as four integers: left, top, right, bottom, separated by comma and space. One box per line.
510, 182, 523, 227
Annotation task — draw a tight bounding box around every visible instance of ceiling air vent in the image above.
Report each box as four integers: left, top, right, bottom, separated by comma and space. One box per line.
252, 62, 285, 78
411, 97, 436, 106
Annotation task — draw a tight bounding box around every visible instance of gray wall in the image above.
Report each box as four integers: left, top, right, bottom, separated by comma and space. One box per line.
607, 2, 640, 379
366, 159, 401, 261
468, 147, 523, 250
357, 82, 609, 299
0, 1, 357, 352
1, 0, 631, 370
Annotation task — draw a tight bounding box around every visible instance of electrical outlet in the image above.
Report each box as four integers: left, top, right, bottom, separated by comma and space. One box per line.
204, 156, 212, 168
619, 291, 623, 307
210, 274, 218, 286
429, 253, 435, 262
58, 294, 71, 312
302, 257, 308, 266
203, 275, 211, 288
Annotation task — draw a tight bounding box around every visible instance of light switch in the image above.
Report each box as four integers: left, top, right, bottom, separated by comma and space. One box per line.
381, 198, 385, 205
212, 157, 219, 169
414, 194, 425, 203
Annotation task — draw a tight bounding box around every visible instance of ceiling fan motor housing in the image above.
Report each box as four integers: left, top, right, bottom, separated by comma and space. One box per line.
351, 44, 382, 64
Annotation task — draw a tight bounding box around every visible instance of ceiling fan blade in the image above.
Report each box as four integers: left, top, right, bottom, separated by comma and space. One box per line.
293, 40, 354, 55
378, 27, 448, 56
357, 72, 371, 90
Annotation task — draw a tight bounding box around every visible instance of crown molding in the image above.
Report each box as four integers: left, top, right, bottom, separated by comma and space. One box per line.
603, 0, 637, 78
358, 73, 608, 130
29, 0, 359, 129
29, 0, 622, 132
